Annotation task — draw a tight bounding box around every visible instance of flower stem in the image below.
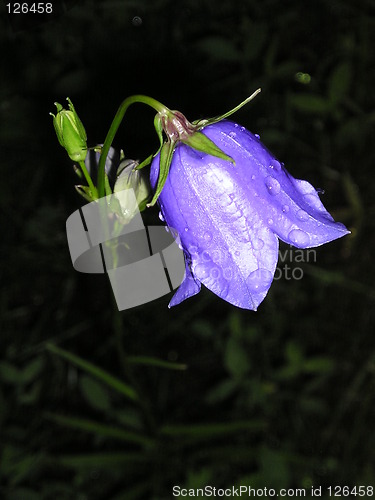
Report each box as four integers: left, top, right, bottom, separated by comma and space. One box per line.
97, 95, 169, 198
78, 160, 98, 199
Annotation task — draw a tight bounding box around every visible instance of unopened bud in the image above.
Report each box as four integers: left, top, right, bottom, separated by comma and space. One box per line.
50, 98, 87, 162
113, 159, 151, 223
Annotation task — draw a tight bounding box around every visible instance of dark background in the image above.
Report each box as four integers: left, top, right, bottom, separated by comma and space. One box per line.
1, 0, 374, 498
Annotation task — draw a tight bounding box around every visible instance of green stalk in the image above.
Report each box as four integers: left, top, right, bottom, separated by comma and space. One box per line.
97, 95, 168, 198
78, 160, 98, 199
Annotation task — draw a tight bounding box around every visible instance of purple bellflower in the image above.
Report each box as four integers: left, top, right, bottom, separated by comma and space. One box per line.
150, 120, 349, 311
56, 91, 348, 310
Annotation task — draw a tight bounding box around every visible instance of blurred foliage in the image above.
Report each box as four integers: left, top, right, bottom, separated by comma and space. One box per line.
1, 0, 375, 498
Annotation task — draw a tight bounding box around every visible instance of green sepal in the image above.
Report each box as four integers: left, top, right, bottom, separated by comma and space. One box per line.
138, 198, 149, 212
75, 185, 95, 202
182, 131, 234, 164
193, 88, 261, 128
66, 98, 87, 142
135, 153, 154, 171
73, 164, 83, 179
104, 173, 112, 196
147, 140, 176, 207
154, 114, 164, 152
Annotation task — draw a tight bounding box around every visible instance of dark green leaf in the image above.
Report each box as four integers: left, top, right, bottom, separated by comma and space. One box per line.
80, 375, 111, 412
46, 344, 138, 402
45, 413, 153, 447
328, 62, 352, 104
290, 94, 329, 114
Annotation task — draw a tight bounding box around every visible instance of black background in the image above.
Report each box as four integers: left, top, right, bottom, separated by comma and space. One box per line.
1, 1, 375, 498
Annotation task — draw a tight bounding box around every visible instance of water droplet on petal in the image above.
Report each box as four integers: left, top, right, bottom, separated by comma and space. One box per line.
282, 204, 290, 213
235, 250, 241, 256
184, 227, 189, 232
229, 131, 237, 138
251, 175, 256, 181
223, 268, 233, 281
165, 226, 170, 233
253, 238, 265, 250
267, 218, 274, 225
240, 126, 245, 132
211, 249, 223, 264
296, 209, 309, 221
288, 229, 310, 247
304, 193, 327, 213
204, 231, 212, 242
194, 263, 211, 279
202, 250, 211, 261
188, 244, 198, 255
247, 268, 274, 292
229, 193, 235, 200
210, 267, 220, 279
220, 285, 229, 299
269, 160, 282, 171
158, 211, 165, 222
255, 133, 260, 139
265, 176, 281, 196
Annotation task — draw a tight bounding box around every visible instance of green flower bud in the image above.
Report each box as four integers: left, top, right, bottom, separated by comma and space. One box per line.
50, 98, 87, 162
113, 159, 151, 223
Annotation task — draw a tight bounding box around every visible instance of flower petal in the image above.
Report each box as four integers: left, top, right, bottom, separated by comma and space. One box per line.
150, 119, 349, 310
202, 121, 350, 248
168, 258, 201, 307
151, 145, 279, 310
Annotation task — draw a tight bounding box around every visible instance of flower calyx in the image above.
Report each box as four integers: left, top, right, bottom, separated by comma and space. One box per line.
147, 107, 237, 207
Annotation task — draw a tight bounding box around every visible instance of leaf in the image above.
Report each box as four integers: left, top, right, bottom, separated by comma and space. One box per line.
4, 488, 40, 500
196, 36, 241, 62
328, 62, 352, 104
44, 413, 153, 447
290, 94, 329, 114
243, 23, 267, 61
260, 446, 290, 489
46, 343, 138, 402
205, 379, 238, 404
0, 357, 44, 386
18, 381, 42, 405
0, 361, 21, 384
161, 420, 265, 439
304, 357, 335, 374
126, 356, 187, 371
57, 452, 146, 468
224, 337, 250, 378
20, 356, 44, 384
80, 375, 111, 412
285, 341, 303, 365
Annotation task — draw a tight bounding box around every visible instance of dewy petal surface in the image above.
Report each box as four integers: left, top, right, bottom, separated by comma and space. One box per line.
150, 120, 349, 310
201, 121, 349, 248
